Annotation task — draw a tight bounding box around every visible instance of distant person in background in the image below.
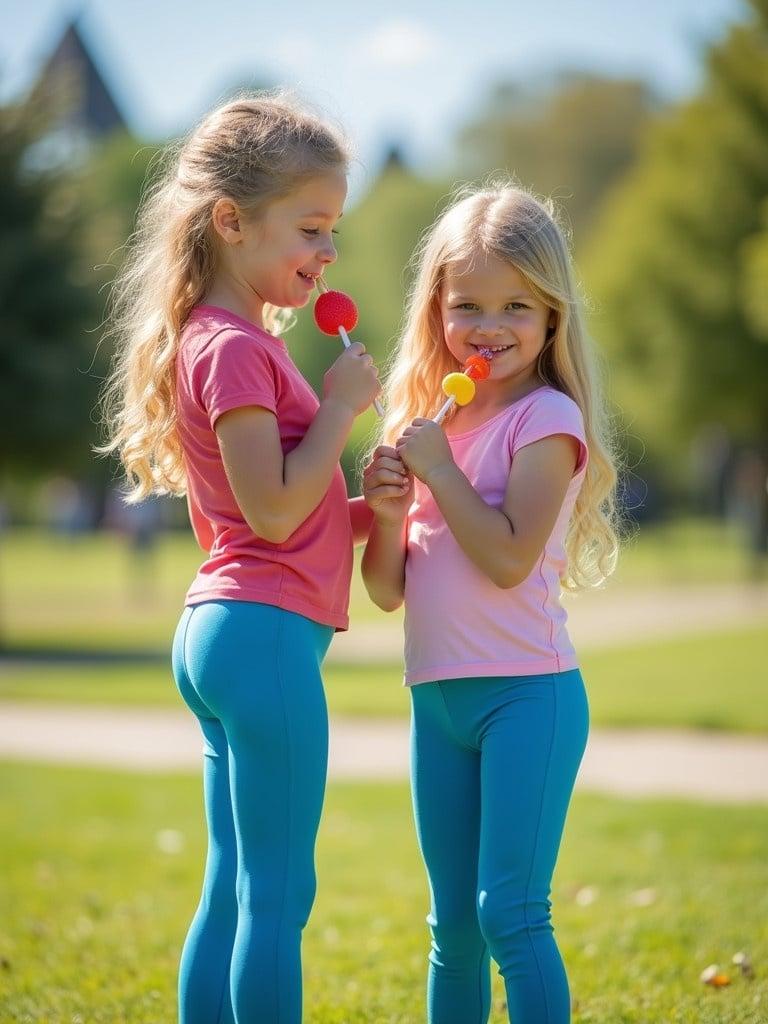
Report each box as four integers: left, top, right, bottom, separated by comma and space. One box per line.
97, 93, 380, 1024
362, 183, 620, 1024
39, 476, 94, 536
103, 485, 163, 603
727, 447, 768, 583
689, 423, 732, 519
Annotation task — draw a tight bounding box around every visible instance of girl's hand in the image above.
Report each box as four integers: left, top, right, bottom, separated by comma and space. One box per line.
362, 446, 413, 524
396, 419, 454, 484
323, 342, 381, 416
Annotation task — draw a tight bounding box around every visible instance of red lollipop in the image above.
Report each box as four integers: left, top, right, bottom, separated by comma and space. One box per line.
313, 282, 384, 417
464, 354, 491, 381
314, 290, 358, 335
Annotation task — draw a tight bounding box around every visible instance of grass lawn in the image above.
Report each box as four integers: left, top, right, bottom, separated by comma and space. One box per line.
1, 624, 765, 733
0, 518, 758, 656
0, 762, 766, 1022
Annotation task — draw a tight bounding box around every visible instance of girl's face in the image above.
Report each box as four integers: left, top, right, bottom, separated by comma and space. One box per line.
440, 251, 554, 393
216, 170, 347, 313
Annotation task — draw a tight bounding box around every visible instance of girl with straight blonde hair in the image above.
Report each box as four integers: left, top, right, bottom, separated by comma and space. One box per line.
362, 181, 619, 1024
98, 92, 380, 1024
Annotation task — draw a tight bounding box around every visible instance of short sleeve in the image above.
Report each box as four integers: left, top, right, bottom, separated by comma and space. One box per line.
509, 390, 588, 476
192, 329, 279, 429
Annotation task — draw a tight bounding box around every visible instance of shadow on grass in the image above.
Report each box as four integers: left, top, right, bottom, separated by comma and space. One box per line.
0, 644, 166, 665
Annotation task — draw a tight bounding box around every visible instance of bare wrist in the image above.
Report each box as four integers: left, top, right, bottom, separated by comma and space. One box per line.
424, 461, 458, 491
320, 396, 357, 425
373, 513, 407, 530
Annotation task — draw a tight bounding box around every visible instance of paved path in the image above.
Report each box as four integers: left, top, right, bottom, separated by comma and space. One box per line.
326, 582, 768, 662
1, 702, 767, 803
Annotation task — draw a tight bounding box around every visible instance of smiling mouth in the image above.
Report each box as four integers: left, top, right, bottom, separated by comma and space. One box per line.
472, 342, 513, 353
298, 271, 319, 283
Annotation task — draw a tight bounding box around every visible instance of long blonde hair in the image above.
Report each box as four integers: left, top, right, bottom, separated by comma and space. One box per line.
96, 91, 350, 500
380, 181, 620, 589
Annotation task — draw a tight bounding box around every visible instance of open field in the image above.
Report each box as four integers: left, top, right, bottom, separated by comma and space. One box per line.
2, 624, 765, 733
0, 518, 759, 654
1, 762, 766, 1023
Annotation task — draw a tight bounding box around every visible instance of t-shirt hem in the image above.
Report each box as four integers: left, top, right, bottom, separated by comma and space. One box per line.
208, 391, 278, 429
184, 586, 349, 632
404, 654, 579, 686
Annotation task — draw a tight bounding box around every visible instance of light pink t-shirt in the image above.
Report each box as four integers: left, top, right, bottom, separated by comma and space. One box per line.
403, 386, 588, 685
175, 305, 353, 631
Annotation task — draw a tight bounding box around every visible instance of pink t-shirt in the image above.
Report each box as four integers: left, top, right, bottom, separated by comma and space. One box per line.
403, 386, 589, 685
175, 305, 353, 631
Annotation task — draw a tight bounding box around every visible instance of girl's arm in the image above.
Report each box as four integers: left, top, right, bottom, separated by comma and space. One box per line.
214, 344, 379, 544
360, 446, 412, 611
397, 419, 578, 589
349, 495, 374, 545
361, 518, 408, 611
216, 398, 354, 543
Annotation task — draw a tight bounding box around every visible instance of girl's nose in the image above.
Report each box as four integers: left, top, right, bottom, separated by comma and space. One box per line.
477, 319, 503, 336
319, 239, 337, 264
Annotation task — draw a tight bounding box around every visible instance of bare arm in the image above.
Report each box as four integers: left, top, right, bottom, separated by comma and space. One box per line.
349, 495, 374, 545
397, 419, 579, 588
360, 446, 412, 611
215, 342, 380, 544
361, 519, 408, 611
216, 399, 357, 543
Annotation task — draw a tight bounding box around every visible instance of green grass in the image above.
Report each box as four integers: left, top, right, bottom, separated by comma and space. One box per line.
0, 518, 756, 655
0, 660, 410, 717
1, 624, 765, 732
612, 517, 758, 586
0, 529, 398, 654
0, 762, 766, 1022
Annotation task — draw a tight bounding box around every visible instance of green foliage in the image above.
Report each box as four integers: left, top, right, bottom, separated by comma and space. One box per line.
75, 131, 164, 294
457, 73, 657, 246
584, 0, 768, 463
0, 96, 99, 478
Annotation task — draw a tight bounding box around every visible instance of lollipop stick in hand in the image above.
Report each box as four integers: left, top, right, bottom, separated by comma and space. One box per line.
314, 279, 385, 417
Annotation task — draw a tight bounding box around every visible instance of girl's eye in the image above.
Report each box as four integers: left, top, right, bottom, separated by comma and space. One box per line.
455, 303, 477, 311
506, 302, 529, 311
302, 228, 320, 237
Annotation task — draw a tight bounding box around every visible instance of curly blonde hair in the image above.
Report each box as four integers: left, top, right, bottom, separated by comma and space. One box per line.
378, 181, 621, 590
96, 91, 350, 500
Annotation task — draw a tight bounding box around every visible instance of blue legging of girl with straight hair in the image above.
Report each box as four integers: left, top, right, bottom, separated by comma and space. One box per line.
410, 671, 589, 1022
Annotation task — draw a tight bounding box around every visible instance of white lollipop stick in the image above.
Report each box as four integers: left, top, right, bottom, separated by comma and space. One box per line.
317, 280, 385, 417
433, 396, 456, 424
336, 325, 385, 417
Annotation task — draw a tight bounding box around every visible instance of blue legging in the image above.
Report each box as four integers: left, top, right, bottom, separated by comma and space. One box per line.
410, 670, 589, 1024
171, 600, 334, 1024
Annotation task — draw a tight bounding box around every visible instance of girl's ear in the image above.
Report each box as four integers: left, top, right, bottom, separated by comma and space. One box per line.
211, 198, 243, 245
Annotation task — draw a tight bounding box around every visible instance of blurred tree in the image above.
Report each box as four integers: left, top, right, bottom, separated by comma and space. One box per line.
76, 131, 163, 288
742, 198, 768, 337
74, 132, 166, 493
456, 73, 657, 247
584, 0, 768, 477
0, 95, 98, 484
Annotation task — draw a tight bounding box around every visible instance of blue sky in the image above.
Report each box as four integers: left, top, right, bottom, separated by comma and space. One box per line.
1, 0, 746, 192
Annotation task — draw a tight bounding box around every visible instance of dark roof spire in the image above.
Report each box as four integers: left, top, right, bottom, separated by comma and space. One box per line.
33, 17, 127, 138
